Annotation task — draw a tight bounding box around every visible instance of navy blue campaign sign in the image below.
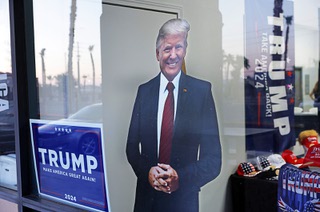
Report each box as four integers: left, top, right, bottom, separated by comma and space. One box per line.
30, 119, 110, 212
245, 0, 296, 154
278, 164, 320, 212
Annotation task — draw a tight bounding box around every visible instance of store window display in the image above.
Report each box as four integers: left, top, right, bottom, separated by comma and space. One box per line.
2, 0, 320, 211
230, 0, 320, 210
233, 131, 320, 212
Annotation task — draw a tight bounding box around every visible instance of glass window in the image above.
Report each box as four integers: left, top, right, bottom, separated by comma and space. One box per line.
0, 0, 17, 190
32, 1, 105, 210
293, 0, 320, 154
28, 0, 320, 211
33, 0, 102, 120
221, 0, 320, 158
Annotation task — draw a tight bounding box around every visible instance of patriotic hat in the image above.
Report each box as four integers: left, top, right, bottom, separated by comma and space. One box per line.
300, 144, 320, 168
267, 154, 286, 169
256, 156, 271, 171
237, 162, 260, 177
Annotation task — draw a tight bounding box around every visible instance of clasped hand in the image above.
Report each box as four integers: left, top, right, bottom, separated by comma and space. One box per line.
148, 163, 179, 194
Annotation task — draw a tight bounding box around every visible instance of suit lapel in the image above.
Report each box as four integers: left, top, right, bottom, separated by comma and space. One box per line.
147, 75, 160, 162
174, 73, 189, 141
148, 75, 160, 120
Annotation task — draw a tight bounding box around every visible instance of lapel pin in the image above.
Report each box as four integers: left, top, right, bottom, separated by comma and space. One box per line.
183, 88, 187, 92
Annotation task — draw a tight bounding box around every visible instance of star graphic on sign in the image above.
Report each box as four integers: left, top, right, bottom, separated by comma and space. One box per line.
286, 56, 291, 64
287, 84, 294, 91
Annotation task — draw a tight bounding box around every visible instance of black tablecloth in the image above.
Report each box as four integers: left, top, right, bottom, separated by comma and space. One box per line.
230, 174, 278, 212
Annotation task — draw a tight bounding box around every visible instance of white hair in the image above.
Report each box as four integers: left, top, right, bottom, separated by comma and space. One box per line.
156, 18, 190, 50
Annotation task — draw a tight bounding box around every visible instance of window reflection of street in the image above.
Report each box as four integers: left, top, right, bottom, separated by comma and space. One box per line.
222, 51, 246, 127
33, 0, 102, 120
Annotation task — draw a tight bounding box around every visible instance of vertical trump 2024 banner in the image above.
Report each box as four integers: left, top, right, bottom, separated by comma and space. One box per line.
245, 0, 295, 154
30, 119, 110, 212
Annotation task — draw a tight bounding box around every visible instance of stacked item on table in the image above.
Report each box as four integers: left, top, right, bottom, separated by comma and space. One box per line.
235, 129, 320, 179
236, 154, 285, 180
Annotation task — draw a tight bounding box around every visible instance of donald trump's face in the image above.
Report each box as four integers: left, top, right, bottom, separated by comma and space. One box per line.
156, 33, 187, 81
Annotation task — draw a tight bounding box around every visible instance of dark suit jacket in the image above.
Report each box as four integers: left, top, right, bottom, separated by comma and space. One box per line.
126, 72, 221, 212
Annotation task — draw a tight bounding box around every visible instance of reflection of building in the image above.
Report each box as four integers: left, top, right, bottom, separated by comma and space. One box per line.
0, 72, 15, 154
0, 72, 14, 102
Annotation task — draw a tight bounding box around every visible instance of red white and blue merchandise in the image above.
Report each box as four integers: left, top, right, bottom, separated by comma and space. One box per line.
278, 164, 320, 212
30, 119, 110, 212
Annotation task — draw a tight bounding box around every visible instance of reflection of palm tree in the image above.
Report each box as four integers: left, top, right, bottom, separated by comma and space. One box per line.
40, 48, 46, 87
232, 55, 243, 79
47, 75, 53, 97
82, 75, 87, 92
55, 74, 67, 101
244, 57, 250, 70
223, 53, 234, 80
89, 45, 95, 102
77, 42, 81, 91
271, 1, 283, 63
67, 0, 77, 115
284, 15, 293, 70
47, 75, 53, 84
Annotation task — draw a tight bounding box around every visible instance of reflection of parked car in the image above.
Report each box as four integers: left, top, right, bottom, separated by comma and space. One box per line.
68, 103, 102, 123
0, 154, 17, 189
37, 103, 102, 155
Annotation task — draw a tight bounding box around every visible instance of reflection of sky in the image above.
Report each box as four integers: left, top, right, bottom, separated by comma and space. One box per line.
295, 0, 320, 28
220, 0, 245, 57
0, 0, 11, 73
294, 0, 320, 69
245, 0, 295, 76
2, 1, 320, 83
220, 0, 320, 70
33, 0, 102, 85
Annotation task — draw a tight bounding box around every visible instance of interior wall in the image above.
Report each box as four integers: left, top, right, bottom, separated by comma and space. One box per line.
295, 0, 320, 111
101, 3, 177, 212
181, 1, 245, 212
